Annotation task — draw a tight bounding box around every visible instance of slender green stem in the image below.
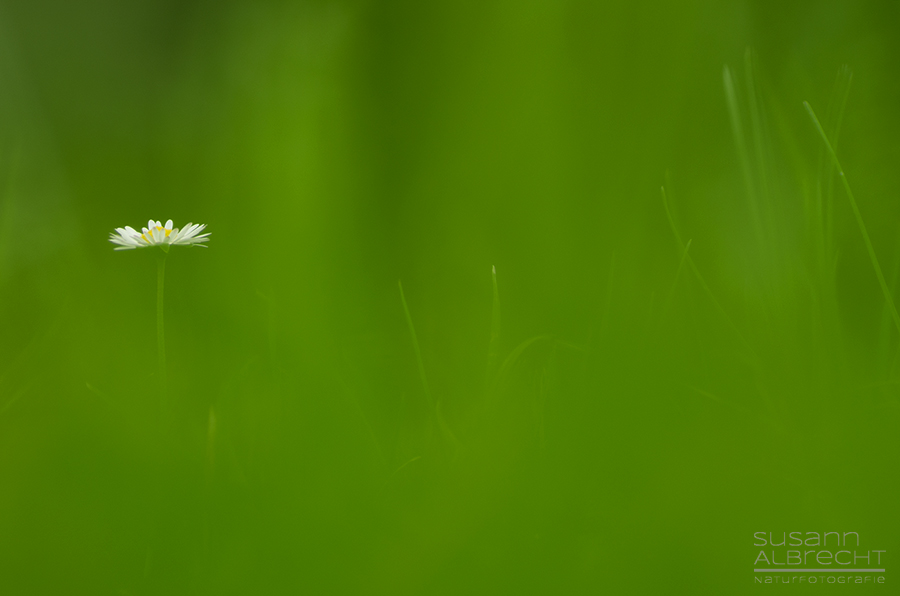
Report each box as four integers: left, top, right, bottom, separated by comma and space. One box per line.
157, 253, 168, 414
804, 101, 900, 337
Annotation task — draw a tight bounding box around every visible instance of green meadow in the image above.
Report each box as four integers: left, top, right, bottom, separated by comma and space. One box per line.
1, 0, 898, 593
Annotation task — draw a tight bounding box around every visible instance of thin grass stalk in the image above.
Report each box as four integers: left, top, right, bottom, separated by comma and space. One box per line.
804, 101, 900, 337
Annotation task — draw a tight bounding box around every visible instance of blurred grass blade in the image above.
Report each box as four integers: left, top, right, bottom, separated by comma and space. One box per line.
814, 66, 853, 272
661, 238, 692, 317
662, 186, 759, 364
823, 67, 853, 262
398, 280, 432, 406
389, 456, 421, 479
489, 335, 552, 398
804, 101, 900, 336
398, 280, 460, 454
724, 64, 765, 248
688, 385, 753, 417
743, 49, 773, 232
485, 265, 501, 388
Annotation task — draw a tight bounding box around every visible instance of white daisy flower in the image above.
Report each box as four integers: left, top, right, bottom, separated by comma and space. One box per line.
110, 219, 210, 251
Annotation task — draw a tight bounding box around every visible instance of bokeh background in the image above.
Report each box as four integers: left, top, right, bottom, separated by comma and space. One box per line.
1, 0, 898, 593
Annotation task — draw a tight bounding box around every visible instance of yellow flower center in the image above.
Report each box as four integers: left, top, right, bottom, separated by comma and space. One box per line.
139, 226, 172, 243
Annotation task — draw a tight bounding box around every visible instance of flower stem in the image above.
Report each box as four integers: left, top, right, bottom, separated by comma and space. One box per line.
157, 253, 168, 417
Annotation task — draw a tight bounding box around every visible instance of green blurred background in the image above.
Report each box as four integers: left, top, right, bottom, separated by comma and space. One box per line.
1, 0, 898, 593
